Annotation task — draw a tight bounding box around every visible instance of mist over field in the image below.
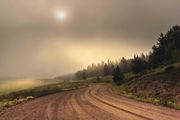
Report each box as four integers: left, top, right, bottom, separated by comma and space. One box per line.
0, 79, 63, 95
0, 79, 40, 94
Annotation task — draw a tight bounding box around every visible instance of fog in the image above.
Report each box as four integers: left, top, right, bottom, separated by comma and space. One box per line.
0, 0, 180, 78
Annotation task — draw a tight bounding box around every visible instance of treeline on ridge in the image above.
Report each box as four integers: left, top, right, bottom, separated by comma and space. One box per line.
75, 25, 180, 80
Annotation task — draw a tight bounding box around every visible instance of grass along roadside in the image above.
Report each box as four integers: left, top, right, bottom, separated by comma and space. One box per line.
0, 80, 89, 112
110, 83, 180, 110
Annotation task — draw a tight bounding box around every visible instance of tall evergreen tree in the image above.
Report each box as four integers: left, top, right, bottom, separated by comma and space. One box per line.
149, 25, 180, 67
113, 66, 124, 85
132, 55, 147, 74
120, 57, 129, 73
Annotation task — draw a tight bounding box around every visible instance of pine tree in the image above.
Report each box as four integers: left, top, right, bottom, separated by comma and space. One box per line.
113, 66, 124, 85
149, 25, 180, 67
132, 55, 147, 74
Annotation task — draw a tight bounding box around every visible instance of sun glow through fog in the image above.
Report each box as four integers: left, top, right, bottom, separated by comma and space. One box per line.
55, 10, 66, 21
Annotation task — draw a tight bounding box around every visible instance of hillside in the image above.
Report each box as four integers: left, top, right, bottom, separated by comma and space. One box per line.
111, 63, 180, 109
126, 66, 180, 100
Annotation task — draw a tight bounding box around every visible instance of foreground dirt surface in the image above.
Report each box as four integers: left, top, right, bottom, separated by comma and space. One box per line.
0, 84, 180, 120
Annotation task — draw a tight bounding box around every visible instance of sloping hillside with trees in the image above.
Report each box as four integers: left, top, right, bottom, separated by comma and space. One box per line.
73, 25, 180, 108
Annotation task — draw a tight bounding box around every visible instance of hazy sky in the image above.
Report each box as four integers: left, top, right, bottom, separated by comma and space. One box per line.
0, 0, 180, 78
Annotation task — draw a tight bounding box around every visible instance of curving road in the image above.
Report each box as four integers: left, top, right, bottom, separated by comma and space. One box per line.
0, 84, 180, 120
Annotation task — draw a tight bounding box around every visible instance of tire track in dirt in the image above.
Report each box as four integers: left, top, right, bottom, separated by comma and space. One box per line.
0, 93, 60, 120
0, 84, 180, 120
74, 88, 121, 120
56, 92, 79, 120
96, 85, 180, 120
46, 92, 69, 120
86, 87, 150, 120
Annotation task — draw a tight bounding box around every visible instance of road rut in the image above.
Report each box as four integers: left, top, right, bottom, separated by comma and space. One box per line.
0, 84, 179, 120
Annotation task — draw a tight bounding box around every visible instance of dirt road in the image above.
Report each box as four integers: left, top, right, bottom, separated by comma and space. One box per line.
0, 84, 180, 120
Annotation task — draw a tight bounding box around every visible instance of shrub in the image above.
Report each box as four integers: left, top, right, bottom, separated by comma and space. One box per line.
165, 65, 175, 72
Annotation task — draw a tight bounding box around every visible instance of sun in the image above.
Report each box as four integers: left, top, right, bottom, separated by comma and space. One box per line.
55, 10, 66, 21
